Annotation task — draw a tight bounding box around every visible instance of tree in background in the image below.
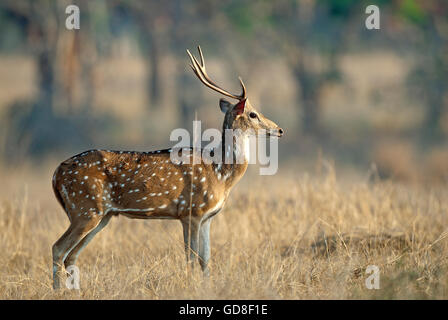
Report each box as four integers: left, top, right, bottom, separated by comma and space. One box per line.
400, 0, 448, 142
221, 0, 356, 137
0, 0, 447, 161
109, 0, 165, 109
0, 0, 107, 158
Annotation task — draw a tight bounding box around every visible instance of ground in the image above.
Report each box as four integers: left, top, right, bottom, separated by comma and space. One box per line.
0, 162, 447, 299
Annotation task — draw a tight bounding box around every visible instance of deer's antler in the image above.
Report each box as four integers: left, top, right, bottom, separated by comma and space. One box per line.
187, 46, 247, 101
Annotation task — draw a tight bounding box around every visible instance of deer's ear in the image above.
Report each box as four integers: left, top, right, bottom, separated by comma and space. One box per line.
233, 99, 246, 116
219, 98, 232, 114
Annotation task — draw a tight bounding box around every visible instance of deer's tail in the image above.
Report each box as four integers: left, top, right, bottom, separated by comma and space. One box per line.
52, 165, 67, 212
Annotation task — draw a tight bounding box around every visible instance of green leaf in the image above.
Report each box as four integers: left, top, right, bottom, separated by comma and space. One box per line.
399, 0, 427, 26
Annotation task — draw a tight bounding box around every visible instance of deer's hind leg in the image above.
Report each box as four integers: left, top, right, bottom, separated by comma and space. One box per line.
64, 213, 113, 269
52, 216, 101, 289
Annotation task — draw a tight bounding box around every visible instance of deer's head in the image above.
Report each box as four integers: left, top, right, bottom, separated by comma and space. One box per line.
187, 46, 284, 138
219, 98, 283, 137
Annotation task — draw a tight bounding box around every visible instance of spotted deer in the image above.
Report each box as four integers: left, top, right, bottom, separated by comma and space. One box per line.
51, 46, 283, 289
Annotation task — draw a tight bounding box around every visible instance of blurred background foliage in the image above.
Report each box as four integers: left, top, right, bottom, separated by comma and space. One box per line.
0, 0, 447, 183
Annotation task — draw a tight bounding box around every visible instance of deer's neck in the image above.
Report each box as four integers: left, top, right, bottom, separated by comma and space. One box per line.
217, 127, 250, 189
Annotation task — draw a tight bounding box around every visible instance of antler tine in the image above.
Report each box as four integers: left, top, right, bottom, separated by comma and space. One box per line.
238, 77, 247, 100
195, 46, 227, 90
187, 49, 233, 99
198, 45, 205, 68
187, 49, 208, 83
187, 46, 247, 101
187, 49, 209, 86
188, 48, 240, 100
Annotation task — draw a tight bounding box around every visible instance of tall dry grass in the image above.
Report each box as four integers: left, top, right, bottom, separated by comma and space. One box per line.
0, 163, 447, 299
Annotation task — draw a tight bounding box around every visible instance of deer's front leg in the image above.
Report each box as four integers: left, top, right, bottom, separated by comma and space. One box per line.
181, 218, 200, 267
199, 218, 212, 276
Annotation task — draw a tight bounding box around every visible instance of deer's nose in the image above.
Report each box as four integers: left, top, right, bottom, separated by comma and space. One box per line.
278, 128, 284, 136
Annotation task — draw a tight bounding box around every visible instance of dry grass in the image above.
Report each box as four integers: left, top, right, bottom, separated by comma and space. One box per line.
0, 163, 447, 300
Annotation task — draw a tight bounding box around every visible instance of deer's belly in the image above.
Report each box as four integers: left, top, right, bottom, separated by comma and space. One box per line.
105, 204, 178, 220
102, 188, 226, 220
119, 211, 177, 220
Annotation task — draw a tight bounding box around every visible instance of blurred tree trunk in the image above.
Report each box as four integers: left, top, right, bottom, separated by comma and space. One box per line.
5, 0, 62, 157
141, 23, 162, 109
0, 1, 58, 114
171, 0, 196, 126
293, 61, 322, 135
133, 5, 162, 109
266, 0, 350, 137
294, 48, 340, 136
78, 0, 98, 112
421, 17, 448, 142
35, 41, 56, 113
26, 1, 59, 114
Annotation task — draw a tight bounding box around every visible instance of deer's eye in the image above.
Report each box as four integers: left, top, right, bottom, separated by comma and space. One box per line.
249, 112, 257, 119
